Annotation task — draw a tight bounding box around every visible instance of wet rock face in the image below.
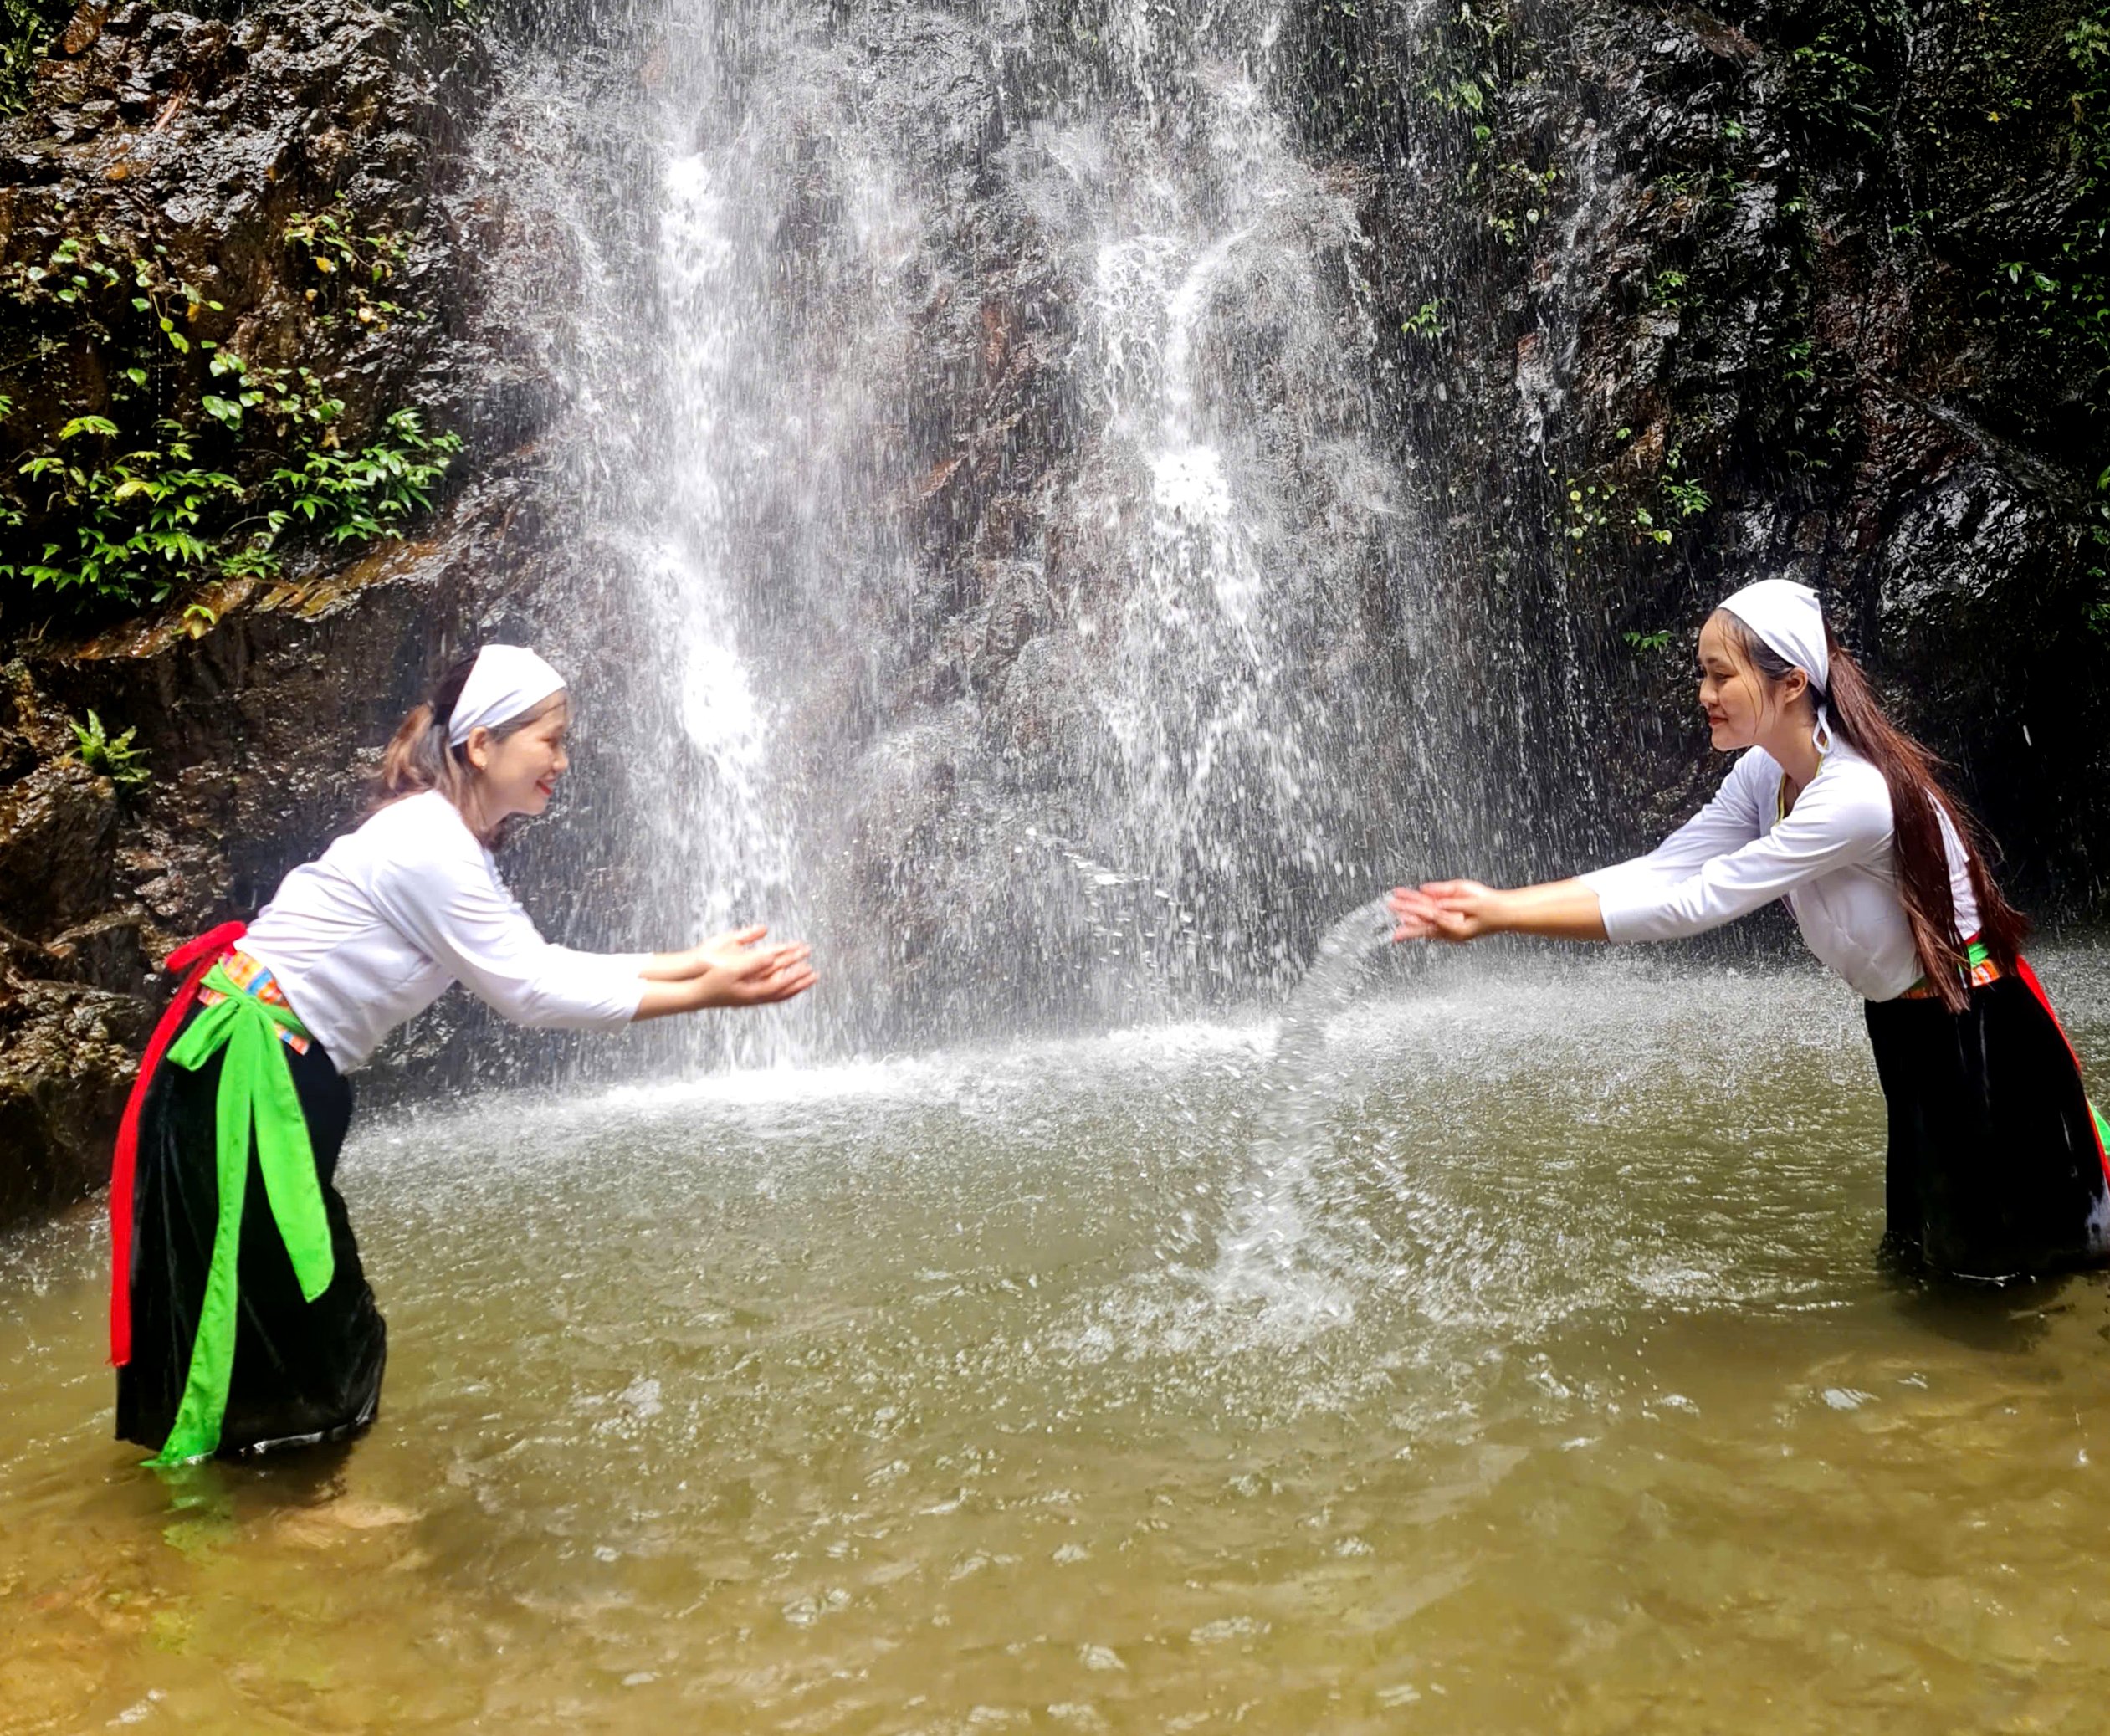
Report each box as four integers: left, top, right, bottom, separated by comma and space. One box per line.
1350, 0, 2110, 878
0, 0, 545, 1226
1, 1, 492, 473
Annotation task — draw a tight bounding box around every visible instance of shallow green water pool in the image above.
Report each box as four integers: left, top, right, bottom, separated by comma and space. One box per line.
8, 948, 2110, 1733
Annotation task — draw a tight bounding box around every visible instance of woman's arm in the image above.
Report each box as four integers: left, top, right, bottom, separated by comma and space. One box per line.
634, 926, 773, 982
1390, 878, 1607, 944
1396, 766, 1891, 950
369, 838, 815, 1027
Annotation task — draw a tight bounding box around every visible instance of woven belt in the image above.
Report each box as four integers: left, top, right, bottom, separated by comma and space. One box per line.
1900, 936, 2000, 1001
197, 950, 310, 1052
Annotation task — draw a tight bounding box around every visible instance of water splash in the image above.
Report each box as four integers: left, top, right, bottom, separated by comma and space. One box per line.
1209, 895, 1403, 1332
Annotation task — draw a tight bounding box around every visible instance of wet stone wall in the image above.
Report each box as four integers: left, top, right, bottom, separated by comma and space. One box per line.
1, 0, 2104, 1222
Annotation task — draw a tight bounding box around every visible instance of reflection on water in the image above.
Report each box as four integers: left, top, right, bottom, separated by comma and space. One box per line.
8, 945, 2110, 1733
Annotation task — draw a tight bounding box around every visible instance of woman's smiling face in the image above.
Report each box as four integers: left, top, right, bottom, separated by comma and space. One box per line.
1696, 612, 1765, 752
466, 695, 571, 822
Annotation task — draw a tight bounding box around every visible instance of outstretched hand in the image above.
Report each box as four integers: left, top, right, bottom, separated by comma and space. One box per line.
632, 925, 817, 1022
692, 926, 817, 1007
1387, 879, 1502, 944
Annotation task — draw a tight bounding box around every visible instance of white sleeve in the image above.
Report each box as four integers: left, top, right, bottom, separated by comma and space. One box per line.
366, 844, 646, 1030
1590, 765, 1893, 943
1577, 753, 1770, 909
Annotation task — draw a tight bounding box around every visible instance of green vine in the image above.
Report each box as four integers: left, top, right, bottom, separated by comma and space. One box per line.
1, 221, 459, 612
1986, 11, 2110, 399
284, 202, 419, 333
1, 0, 68, 117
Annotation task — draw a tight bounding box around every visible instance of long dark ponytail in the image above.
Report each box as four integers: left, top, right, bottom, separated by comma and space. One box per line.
1721, 614, 2028, 1012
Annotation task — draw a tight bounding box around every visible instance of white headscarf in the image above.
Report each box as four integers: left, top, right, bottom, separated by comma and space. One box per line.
447, 645, 567, 745
1718, 579, 1831, 752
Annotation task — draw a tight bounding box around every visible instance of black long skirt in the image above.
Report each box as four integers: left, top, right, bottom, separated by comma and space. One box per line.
115, 1006, 388, 1458
1866, 971, 2110, 1282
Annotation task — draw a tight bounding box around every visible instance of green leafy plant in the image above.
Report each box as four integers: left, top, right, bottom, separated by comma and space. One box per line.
1779, 4, 1903, 146
1561, 474, 1618, 542
1984, 11, 2110, 397
1421, 0, 1508, 118
200, 351, 341, 436
1483, 159, 1559, 245
269, 410, 462, 543
3, 223, 459, 613
284, 202, 417, 332
1624, 629, 1672, 653
10, 419, 243, 600
1401, 299, 1446, 340
69, 710, 150, 789
2, 0, 69, 117
1662, 447, 1711, 520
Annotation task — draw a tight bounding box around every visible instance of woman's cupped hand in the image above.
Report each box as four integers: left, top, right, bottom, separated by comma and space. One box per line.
689, 926, 818, 1006
1387, 880, 1502, 944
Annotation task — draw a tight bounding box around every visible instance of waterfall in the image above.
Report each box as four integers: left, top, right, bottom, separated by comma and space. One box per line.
474, 0, 1485, 1068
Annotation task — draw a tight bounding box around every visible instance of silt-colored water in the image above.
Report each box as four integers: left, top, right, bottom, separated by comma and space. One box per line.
8, 947, 2110, 1733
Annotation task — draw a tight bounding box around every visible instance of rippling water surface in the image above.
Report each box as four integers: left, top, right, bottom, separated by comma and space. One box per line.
10, 946, 2110, 1733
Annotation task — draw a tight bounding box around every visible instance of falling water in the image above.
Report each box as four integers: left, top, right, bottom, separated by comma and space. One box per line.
463, 0, 1479, 1061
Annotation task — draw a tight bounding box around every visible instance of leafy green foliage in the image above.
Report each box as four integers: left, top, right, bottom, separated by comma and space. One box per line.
1481, 158, 1559, 247
1661, 448, 1711, 521
1775, 1, 1907, 146
1, 0, 69, 117
4, 408, 462, 601
1, 224, 460, 614
283, 202, 419, 333
1400, 299, 1446, 340
1987, 10, 2110, 397
69, 709, 150, 790
269, 410, 462, 545
12, 420, 245, 600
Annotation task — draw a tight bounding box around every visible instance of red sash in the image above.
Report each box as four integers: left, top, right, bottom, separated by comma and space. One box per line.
2014, 955, 2110, 1185
109, 920, 248, 1366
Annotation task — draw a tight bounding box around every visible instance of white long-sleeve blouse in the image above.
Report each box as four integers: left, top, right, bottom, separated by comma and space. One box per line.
240, 789, 648, 1069
1577, 735, 1980, 1002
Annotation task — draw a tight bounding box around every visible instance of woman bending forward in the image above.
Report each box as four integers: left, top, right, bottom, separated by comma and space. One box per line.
1390, 581, 2109, 1283
112, 645, 816, 1465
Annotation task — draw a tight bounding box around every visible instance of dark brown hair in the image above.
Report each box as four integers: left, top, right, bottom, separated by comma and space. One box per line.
1717, 612, 2027, 1011
371, 654, 563, 845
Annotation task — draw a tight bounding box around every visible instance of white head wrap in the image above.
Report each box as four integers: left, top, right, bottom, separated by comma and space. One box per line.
447, 645, 567, 746
1717, 579, 1831, 752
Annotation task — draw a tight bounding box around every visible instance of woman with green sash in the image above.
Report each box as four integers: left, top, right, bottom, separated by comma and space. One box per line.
113, 646, 817, 1465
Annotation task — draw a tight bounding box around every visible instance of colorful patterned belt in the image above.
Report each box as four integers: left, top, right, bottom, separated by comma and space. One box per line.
1900, 936, 2001, 1001
196, 950, 310, 1052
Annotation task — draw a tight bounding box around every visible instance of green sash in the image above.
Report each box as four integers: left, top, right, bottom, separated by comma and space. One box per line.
149, 963, 335, 1467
